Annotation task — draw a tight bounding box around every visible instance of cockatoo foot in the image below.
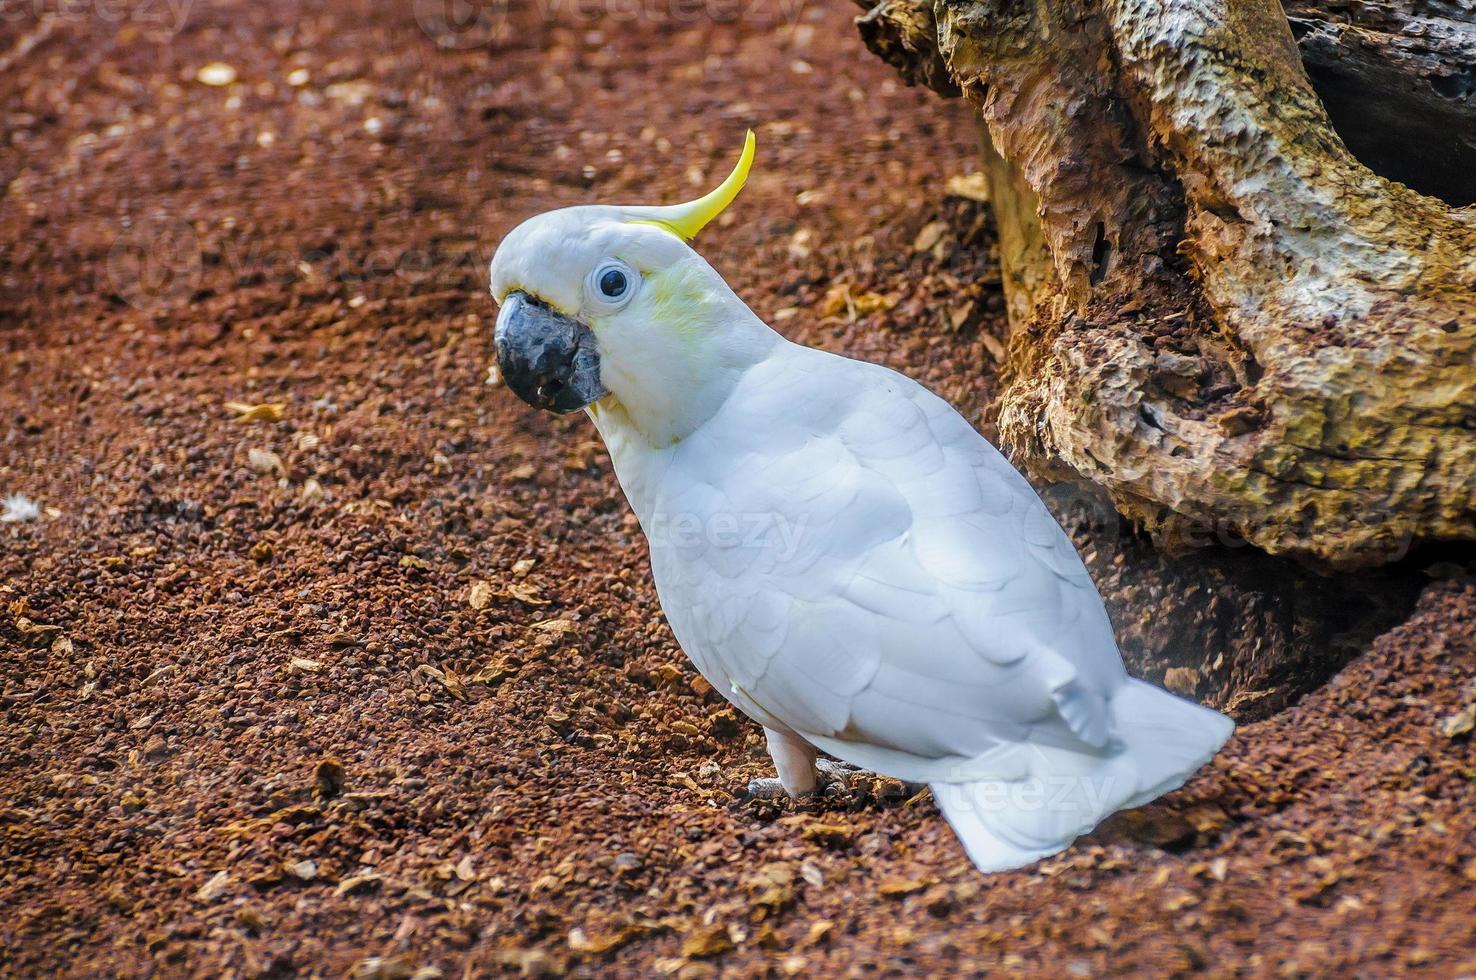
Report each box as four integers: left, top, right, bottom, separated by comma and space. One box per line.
815, 758, 925, 801
744, 729, 924, 802
742, 762, 923, 802
743, 776, 791, 799
741, 763, 867, 800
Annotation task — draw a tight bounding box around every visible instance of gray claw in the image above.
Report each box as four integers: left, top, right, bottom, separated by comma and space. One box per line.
745, 777, 788, 799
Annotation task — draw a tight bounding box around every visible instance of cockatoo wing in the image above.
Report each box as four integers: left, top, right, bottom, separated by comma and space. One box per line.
648, 343, 1126, 778
641, 341, 1231, 872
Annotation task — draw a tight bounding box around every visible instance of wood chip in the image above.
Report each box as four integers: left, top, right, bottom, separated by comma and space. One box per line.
196, 871, 232, 902
467, 580, 493, 610
247, 447, 285, 475
195, 62, 237, 86
1438, 704, 1475, 739
287, 859, 318, 880
944, 172, 990, 202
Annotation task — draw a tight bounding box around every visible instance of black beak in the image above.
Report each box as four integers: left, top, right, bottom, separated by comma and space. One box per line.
494, 291, 607, 414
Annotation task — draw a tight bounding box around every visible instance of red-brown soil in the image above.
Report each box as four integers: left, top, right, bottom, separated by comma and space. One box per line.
2, 1, 1474, 976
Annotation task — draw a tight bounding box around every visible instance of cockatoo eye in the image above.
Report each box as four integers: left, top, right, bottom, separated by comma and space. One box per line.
598, 268, 627, 298
586, 260, 638, 312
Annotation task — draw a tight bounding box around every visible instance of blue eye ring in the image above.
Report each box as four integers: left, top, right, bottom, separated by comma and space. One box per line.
598, 267, 628, 299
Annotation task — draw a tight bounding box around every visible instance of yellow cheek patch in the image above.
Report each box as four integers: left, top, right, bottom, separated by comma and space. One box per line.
640, 266, 709, 345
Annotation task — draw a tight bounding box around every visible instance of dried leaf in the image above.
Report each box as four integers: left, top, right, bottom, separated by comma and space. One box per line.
15, 617, 63, 647
469, 655, 519, 686
801, 823, 854, 848
818, 283, 895, 321
335, 872, 383, 896
416, 664, 468, 700
680, 923, 734, 959
347, 955, 415, 980
506, 582, 548, 606
980, 331, 1007, 364
224, 400, 286, 423
568, 916, 650, 955
878, 877, 929, 898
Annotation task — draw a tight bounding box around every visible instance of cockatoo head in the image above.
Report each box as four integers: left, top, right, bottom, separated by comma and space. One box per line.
489, 132, 774, 444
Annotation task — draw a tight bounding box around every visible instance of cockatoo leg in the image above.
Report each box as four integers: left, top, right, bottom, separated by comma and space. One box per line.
762, 727, 819, 796
744, 728, 826, 798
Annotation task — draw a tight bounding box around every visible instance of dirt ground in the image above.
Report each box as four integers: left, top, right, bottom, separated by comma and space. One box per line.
2, 0, 1475, 976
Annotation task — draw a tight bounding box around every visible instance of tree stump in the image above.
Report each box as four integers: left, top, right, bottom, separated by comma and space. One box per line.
856, 0, 1476, 569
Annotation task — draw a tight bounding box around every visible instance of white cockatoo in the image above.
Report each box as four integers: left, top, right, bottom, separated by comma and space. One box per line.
488, 133, 1234, 872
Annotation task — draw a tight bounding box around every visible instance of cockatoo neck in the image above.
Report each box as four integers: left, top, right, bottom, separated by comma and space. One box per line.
588, 266, 782, 449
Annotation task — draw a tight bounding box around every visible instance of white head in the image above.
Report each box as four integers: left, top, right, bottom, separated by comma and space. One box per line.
488, 132, 778, 447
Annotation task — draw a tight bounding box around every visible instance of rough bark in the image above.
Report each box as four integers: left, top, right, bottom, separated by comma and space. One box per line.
856, 0, 1476, 569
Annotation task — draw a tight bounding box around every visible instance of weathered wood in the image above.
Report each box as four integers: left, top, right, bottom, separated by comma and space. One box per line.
856, 0, 1476, 569
1287, 0, 1476, 206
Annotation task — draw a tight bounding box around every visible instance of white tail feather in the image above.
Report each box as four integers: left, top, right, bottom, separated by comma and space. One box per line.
932, 679, 1234, 873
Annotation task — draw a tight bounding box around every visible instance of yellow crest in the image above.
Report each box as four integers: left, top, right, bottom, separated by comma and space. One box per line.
628, 131, 755, 241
